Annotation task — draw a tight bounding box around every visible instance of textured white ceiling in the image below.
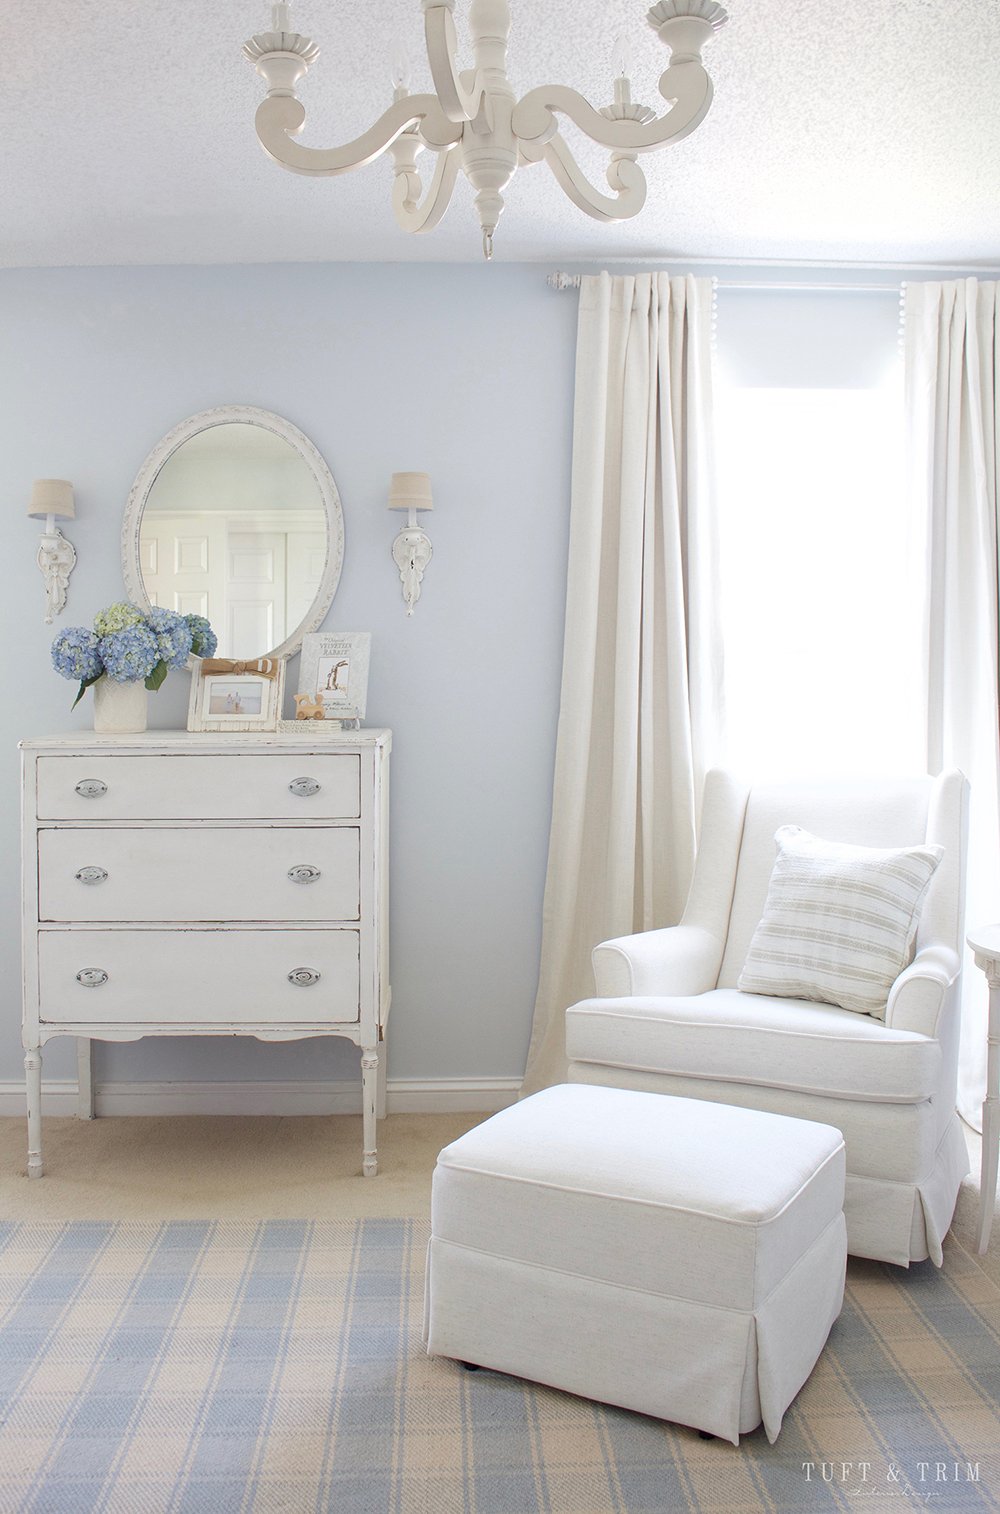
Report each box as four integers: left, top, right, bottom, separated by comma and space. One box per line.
5, 0, 1000, 269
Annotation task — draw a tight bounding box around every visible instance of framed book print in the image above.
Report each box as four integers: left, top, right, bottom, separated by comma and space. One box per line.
297, 633, 371, 723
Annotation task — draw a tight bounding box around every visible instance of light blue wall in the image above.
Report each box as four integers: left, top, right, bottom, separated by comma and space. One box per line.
0, 263, 577, 1088
4, 260, 991, 1095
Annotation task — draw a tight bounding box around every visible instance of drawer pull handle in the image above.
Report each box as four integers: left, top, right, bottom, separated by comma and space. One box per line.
288, 968, 322, 987
75, 866, 108, 886
76, 968, 108, 988
289, 776, 321, 798
75, 779, 108, 799
288, 864, 322, 885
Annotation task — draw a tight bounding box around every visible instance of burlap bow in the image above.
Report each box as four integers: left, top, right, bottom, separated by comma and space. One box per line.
200, 658, 280, 679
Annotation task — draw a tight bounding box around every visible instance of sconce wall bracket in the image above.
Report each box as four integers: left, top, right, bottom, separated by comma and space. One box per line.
392, 521, 433, 617
37, 526, 77, 624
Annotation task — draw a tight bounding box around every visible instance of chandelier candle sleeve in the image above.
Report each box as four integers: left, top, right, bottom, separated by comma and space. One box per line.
243, 0, 728, 259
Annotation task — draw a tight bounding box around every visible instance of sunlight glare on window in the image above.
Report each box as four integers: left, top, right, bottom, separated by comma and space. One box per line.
715, 378, 924, 779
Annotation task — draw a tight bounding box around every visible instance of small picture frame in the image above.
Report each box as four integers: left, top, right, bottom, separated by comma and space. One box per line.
297, 632, 371, 723
187, 658, 286, 732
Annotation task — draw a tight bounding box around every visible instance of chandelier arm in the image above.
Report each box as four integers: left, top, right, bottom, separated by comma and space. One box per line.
512, 62, 713, 156
542, 134, 647, 224
253, 92, 462, 177
392, 144, 462, 234
423, 3, 490, 129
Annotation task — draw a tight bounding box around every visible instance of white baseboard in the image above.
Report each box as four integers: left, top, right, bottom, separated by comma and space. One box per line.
0, 1079, 79, 1116
0, 1076, 521, 1119
382, 1078, 521, 1115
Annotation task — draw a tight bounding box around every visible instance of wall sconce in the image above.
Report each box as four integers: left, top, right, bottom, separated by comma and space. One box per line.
28, 479, 77, 624
388, 472, 433, 616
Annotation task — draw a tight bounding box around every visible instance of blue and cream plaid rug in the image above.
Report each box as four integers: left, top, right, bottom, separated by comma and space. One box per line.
0, 1217, 997, 1513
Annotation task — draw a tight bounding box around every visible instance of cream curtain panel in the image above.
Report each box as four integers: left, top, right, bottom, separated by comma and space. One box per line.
521, 272, 722, 1094
902, 278, 1000, 1129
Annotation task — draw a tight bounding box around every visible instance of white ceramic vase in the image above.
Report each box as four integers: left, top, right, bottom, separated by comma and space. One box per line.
92, 676, 148, 734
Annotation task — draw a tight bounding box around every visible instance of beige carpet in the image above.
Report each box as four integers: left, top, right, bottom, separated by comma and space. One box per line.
0, 1112, 998, 1513
950, 1124, 1000, 1288
0, 1113, 995, 1264
0, 1111, 482, 1221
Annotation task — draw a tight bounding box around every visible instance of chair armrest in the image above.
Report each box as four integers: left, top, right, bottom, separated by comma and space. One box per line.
884, 944, 961, 1037
592, 925, 723, 998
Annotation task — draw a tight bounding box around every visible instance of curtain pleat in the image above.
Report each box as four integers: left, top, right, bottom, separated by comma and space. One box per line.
521, 272, 722, 1094
902, 278, 1000, 1129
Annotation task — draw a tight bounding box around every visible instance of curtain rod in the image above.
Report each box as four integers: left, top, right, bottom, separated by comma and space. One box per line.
547, 272, 903, 294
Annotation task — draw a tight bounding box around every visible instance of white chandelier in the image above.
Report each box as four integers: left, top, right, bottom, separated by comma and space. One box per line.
244, 0, 728, 260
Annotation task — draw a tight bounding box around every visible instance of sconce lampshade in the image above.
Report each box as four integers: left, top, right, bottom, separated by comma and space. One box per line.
388, 472, 433, 512
28, 479, 75, 522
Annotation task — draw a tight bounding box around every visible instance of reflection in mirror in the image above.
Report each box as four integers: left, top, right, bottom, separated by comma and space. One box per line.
138, 423, 329, 660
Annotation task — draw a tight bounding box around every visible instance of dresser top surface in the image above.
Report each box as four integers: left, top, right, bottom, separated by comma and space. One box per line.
21, 728, 391, 753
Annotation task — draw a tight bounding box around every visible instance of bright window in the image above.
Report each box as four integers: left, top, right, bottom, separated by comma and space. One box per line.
714, 365, 924, 778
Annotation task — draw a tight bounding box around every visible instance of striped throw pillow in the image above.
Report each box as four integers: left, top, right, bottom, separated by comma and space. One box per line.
737, 826, 944, 1018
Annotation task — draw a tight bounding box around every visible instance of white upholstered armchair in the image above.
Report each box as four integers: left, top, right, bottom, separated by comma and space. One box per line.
566, 770, 970, 1267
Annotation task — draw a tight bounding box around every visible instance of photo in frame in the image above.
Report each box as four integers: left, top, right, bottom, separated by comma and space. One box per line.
187, 657, 286, 732
297, 633, 371, 723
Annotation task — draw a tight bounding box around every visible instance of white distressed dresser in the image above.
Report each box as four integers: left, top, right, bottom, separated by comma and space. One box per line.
20, 728, 390, 1178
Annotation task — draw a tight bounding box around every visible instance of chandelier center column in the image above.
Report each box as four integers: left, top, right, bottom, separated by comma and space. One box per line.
463, 0, 516, 257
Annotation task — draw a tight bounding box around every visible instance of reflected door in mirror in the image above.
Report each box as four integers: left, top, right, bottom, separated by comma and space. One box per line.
136, 421, 330, 660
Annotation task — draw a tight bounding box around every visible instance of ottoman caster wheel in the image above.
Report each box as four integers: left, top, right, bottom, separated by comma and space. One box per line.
460, 1362, 481, 1372
698, 1431, 715, 1440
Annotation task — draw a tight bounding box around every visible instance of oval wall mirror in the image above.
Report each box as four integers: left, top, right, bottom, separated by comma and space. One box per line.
122, 406, 345, 662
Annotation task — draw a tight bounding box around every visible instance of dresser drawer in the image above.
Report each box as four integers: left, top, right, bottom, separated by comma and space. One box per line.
38, 929, 361, 1026
38, 827, 360, 923
35, 753, 361, 821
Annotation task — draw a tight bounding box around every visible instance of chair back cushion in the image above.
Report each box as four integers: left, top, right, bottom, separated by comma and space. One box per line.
717, 778, 939, 990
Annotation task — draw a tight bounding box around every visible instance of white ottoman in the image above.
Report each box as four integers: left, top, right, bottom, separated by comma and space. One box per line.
425, 1085, 846, 1444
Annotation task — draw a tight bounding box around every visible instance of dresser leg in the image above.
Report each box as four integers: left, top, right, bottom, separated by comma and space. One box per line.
361, 1048, 379, 1177
25, 1048, 43, 1179
76, 1039, 95, 1120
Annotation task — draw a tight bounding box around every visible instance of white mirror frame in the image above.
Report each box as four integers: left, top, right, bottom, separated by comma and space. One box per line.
121, 404, 345, 663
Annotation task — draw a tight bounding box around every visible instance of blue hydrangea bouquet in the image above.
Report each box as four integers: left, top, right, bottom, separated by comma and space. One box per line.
52, 602, 218, 707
